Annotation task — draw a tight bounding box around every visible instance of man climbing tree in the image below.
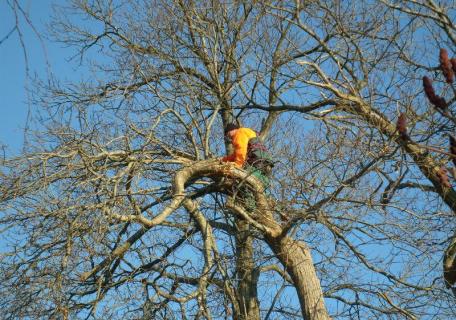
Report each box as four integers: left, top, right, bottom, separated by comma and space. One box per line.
222, 122, 265, 216
2, 1, 456, 319
222, 122, 273, 188
222, 122, 257, 168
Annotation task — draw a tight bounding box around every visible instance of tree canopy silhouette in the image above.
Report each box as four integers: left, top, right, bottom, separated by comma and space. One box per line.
1, 1, 456, 319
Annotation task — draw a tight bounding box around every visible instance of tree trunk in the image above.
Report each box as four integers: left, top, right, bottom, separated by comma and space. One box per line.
266, 235, 330, 320
234, 219, 261, 320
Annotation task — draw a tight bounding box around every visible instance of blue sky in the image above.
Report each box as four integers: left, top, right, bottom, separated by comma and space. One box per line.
0, 0, 74, 154
2, 2, 454, 318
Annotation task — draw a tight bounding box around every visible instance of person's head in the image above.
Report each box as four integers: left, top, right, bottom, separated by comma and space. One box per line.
224, 123, 240, 140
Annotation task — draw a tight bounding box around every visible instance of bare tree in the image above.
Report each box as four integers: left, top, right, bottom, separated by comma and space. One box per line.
1, 1, 456, 319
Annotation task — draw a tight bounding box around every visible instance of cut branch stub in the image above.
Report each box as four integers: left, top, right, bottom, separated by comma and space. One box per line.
440, 48, 454, 84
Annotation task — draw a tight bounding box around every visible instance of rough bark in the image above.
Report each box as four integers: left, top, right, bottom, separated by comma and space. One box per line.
266, 235, 330, 320
234, 220, 260, 320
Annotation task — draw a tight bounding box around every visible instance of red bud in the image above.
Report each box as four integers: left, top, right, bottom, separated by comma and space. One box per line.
396, 113, 408, 139
440, 48, 454, 83
434, 96, 448, 110
423, 76, 447, 110
423, 76, 437, 103
451, 58, 456, 75
450, 135, 456, 166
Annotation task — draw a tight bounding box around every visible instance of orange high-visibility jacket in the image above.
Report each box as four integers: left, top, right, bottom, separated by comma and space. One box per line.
222, 127, 257, 167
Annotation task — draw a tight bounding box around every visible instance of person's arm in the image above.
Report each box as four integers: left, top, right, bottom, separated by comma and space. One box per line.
222, 139, 248, 167
221, 153, 236, 162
